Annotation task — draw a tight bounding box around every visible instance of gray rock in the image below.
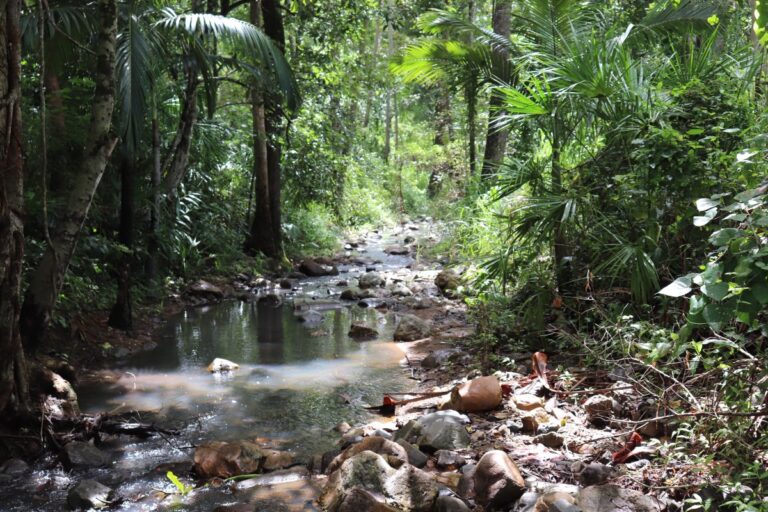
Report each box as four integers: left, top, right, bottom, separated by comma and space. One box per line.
384, 463, 439, 511
67, 480, 112, 509
359, 272, 385, 289
577, 462, 614, 486
436, 450, 465, 468
391, 283, 413, 297
63, 442, 110, 469
394, 314, 431, 342
421, 350, 456, 369
577, 485, 661, 511
340, 288, 362, 301
583, 395, 614, 425
0, 458, 29, 476
385, 245, 410, 255
348, 323, 378, 341
436, 495, 471, 512
474, 450, 525, 509
327, 436, 409, 474
373, 429, 393, 440
188, 280, 224, 298
535, 432, 565, 449
299, 259, 339, 277
396, 439, 428, 469
338, 488, 397, 511
416, 411, 471, 451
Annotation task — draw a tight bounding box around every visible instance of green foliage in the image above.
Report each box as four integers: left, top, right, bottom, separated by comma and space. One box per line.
166, 471, 194, 496
661, 188, 768, 338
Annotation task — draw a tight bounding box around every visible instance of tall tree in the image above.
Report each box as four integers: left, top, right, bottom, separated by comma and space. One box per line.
0, 0, 28, 416
245, 0, 288, 259
20, 0, 118, 352
480, 0, 511, 182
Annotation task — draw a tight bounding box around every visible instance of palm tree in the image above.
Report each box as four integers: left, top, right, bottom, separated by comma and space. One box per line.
392, 10, 510, 180
21, 0, 299, 342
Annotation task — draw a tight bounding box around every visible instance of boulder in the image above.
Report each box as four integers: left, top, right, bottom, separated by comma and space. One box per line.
340, 288, 362, 301
535, 432, 565, 449
0, 458, 29, 476
327, 436, 409, 474
421, 350, 456, 369
299, 259, 339, 277
63, 442, 110, 469
67, 480, 112, 510
436, 450, 465, 469
359, 272, 385, 289
338, 488, 398, 512
348, 324, 379, 341
394, 314, 431, 342
583, 395, 614, 425
188, 280, 224, 298
436, 495, 471, 512
320, 451, 395, 510
194, 440, 266, 479
435, 270, 460, 297
385, 246, 410, 255
446, 376, 502, 413
474, 450, 525, 509
384, 463, 439, 511
207, 358, 240, 373
576, 462, 614, 487
395, 439, 428, 469
577, 485, 662, 512
261, 449, 293, 472
391, 283, 413, 297
415, 411, 471, 451
257, 293, 282, 307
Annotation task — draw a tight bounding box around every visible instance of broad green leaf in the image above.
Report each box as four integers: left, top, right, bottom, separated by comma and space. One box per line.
709, 228, 741, 247
752, 281, 768, 304
693, 208, 717, 226
702, 303, 731, 331
658, 277, 693, 297
701, 281, 728, 301
695, 198, 718, 212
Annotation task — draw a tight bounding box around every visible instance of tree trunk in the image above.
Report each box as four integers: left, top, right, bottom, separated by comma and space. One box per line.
108, 150, 134, 331
262, 0, 284, 257
434, 88, 450, 145
244, 0, 284, 259
466, 79, 477, 178
481, 0, 511, 182
147, 114, 161, 282
20, 0, 118, 353
161, 67, 199, 196
362, 11, 382, 129
0, 0, 28, 417
383, 0, 394, 162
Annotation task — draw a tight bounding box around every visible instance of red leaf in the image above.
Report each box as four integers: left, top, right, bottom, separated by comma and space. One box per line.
612, 432, 643, 464
501, 384, 513, 398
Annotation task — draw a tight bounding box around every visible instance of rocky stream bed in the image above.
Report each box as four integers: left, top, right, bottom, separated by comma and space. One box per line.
0, 220, 686, 511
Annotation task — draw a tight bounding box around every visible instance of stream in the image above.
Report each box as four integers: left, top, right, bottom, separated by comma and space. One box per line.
0, 226, 436, 511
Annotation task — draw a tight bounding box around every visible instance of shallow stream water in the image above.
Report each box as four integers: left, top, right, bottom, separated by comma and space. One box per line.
1, 229, 426, 511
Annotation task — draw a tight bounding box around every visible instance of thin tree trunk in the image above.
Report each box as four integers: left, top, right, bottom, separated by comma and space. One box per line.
481, 0, 511, 182
161, 68, 199, 196
20, 0, 118, 353
0, 0, 28, 416
362, 3, 383, 129
434, 88, 450, 145
147, 113, 161, 282
108, 150, 134, 331
383, 0, 394, 162
466, 79, 477, 177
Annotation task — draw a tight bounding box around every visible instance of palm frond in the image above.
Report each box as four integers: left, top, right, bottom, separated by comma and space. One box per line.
637, 0, 718, 36
116, 14, 156, 151
155, 10, 299, 111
